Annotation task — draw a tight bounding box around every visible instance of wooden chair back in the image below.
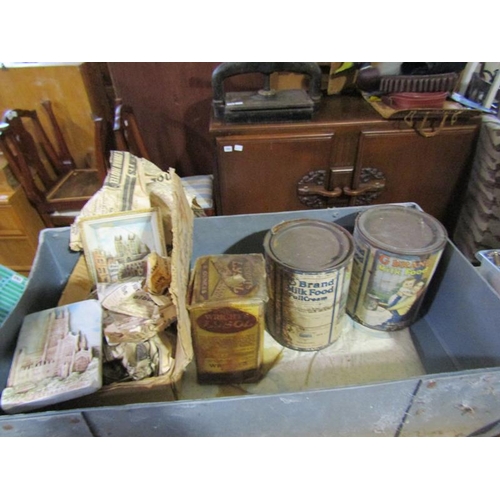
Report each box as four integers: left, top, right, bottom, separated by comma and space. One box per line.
113, 98, 151, 160
41, 100, 77, 171
93, 115, 114, 180
93, 98, 152, 179
0, 103, 103, 227
93, 98, 216, 216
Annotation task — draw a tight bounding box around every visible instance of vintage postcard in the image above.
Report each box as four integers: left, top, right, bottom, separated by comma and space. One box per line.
1, 300, 103, 414
79, 209, 167, 284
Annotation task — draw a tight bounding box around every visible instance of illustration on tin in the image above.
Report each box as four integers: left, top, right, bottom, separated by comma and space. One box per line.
378, 277, 426, 325
79, 209, 166, 284
360, 251, 440, 330
1, 300, 103, 413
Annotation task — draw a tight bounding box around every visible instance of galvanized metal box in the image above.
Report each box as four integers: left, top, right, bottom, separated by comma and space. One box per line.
1, 204, 500, 436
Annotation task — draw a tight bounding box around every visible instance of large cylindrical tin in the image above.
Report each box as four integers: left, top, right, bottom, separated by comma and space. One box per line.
264, 219, 354, 351
347, 206, 447, 332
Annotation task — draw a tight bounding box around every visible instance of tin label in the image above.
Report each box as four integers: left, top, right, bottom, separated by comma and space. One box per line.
191, 305, 263, 374
197, 307, 257, 333
347, 234, 443, 331
266, 262, 352, 351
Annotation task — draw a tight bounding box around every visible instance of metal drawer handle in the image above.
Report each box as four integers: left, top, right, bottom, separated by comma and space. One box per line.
343, 177, 386, 197
297, 184, 343, 198
297, 169, 343, 209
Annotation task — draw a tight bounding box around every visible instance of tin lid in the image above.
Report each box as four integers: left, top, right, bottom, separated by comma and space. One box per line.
264, 219, 354, 271
356, 206, 448, 255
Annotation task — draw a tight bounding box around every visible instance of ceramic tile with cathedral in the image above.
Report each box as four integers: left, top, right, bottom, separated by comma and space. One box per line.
79, 209, 167, 285
1, 300, 102, 414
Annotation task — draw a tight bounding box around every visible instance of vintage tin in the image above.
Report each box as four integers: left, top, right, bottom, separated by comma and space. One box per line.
347, 205, 447, 332
264, 219, 354, 351
188, 254, 268, 384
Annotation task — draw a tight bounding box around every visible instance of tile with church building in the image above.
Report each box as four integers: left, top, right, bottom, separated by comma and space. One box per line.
0, 300, 102, 413
79, 209, 167, 285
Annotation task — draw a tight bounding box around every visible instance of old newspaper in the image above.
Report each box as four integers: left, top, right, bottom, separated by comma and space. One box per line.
70, 151, 194, 389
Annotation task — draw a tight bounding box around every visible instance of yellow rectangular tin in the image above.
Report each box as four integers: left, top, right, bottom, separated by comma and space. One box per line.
188, 254, 267, 384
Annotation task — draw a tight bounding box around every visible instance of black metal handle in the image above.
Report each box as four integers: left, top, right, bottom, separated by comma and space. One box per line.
212, 62, 323, 117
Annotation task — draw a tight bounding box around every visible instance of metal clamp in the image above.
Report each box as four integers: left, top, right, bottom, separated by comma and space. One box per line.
212, 62, 323, 119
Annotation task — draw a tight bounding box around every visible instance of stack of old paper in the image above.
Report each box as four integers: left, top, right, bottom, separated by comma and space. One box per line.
454, 116, 500, 263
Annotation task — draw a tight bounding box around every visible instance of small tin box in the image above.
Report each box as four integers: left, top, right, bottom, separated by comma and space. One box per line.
188, 254, 268, 384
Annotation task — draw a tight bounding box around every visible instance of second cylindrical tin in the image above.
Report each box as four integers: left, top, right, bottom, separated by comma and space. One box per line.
264, 219, 354, 351
346, 205, 447, 332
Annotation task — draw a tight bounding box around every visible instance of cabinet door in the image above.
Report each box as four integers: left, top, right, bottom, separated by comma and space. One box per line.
352, 128, 477, 229
215, 133, 334, 215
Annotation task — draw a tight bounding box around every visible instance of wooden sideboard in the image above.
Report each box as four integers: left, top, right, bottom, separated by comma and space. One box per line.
0, 156, 45, 275
209, 95, 480, 234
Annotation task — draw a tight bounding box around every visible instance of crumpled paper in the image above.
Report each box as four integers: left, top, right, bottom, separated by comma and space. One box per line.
69, 151, 194, 388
